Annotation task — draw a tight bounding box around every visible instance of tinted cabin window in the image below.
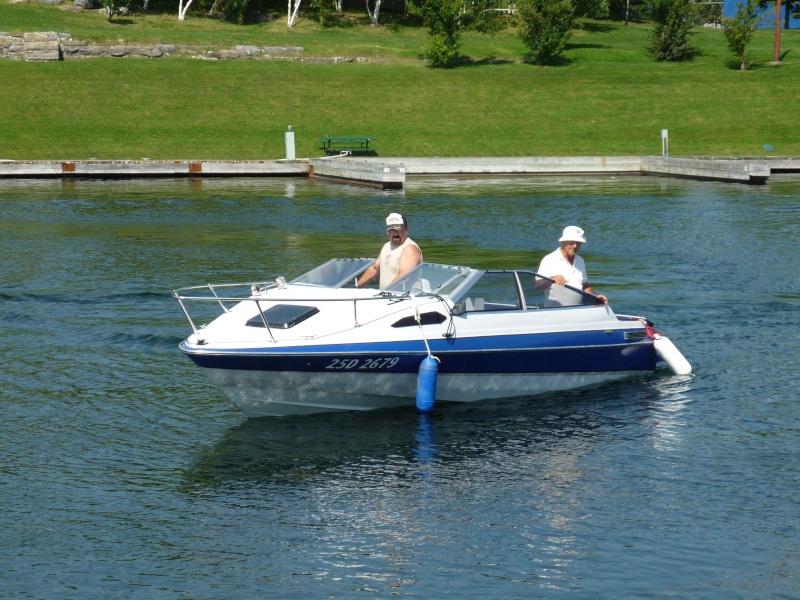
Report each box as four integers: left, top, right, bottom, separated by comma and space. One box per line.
392, 312, 447, 328
518, 272, 548, 309
519, 271, 591, 308
460, 272, 521, 312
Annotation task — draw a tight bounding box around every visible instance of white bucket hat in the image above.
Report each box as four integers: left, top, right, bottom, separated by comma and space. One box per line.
386, 213, 405, 230
559, 225, 587, 244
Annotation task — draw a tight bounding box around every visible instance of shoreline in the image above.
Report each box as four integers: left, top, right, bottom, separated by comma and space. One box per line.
2, 156, 799, 188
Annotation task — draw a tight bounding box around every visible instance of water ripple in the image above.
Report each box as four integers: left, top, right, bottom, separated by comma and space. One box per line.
2, 176, 799, 598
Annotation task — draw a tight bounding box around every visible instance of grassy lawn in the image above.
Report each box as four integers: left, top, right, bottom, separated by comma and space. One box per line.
1, 0, 799, 159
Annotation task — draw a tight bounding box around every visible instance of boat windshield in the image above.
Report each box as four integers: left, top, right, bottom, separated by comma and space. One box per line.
291, 258, 375, 288
384, 262, 475, 296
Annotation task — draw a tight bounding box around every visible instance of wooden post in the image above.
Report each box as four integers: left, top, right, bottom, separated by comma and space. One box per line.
774, 0, 782, 63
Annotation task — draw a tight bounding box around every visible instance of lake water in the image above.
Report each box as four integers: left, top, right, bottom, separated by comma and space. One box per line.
1, 175, 798, 598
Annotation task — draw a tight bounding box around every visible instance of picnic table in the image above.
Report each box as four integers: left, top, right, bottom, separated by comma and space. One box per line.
319, 135, 378, 156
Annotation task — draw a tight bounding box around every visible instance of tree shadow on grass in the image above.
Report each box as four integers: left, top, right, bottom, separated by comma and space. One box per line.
321, 12, 369, 28
726, 57, 787, 71
421, 52, 525, 67
580, 21, 616, 33
520, 55, 574, 67
321, 10, 423, 30
447, 55, 517, 67
653, 46, 703, 62
723, 57, 750, 71
565, 43, 610, 50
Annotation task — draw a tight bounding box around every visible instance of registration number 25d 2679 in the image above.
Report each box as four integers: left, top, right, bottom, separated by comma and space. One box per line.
324, 357, 400, 370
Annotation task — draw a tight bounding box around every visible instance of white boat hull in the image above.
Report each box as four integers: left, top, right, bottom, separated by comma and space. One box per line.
199, 367, 641, 417
174, 259, 689, 417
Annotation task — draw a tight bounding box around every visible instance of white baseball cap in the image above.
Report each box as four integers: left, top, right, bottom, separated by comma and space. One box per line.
559, 225, 587, 244
386, 213, 405, 230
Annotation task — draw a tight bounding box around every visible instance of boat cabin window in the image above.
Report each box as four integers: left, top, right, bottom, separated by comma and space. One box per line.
391, 312, 447, 328
392, 312, 447, 327
291, 258, 375, 288
454, 271, 522, 312
518, 271, 597, 308
246, 304, 320, 329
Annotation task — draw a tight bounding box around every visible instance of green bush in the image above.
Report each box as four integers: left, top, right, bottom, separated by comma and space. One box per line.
722, 0, 760, 69
648, 0, 697, 61
421, 0, 464, 66
199, 0, 274, 23
517, 0, 575, 65
101, 0, 119, 21
573, 0, 607, 19
419, 0, 502, 67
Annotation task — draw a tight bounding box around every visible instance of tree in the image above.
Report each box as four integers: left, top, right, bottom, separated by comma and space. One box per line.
572, 0, 607, 18
178, 0, 194, 19
723, 0, 761, 69
420, 0, 465, 66
366, 0, 382, 26
307, 0, 335, 23
419, 0, 502, 67
648, 0, 697, 61
288, 0, 302, 25
608, 0, 646, 24
102, 0, 119, 21
210, 0, 272, 23
517, 0, 575, 65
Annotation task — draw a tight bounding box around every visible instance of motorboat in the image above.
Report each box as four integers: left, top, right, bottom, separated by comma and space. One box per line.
173, 258, 691, 417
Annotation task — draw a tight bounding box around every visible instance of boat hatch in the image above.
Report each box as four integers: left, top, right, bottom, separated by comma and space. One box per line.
391, 312, 448, 328
246, 304, 320, 329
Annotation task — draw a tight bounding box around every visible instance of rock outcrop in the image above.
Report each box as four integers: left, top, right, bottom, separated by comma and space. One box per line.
0, 32, 68, 61
0, 31, 384, 62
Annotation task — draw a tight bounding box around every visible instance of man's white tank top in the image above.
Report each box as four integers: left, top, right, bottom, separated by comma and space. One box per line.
378, 237, 421, 289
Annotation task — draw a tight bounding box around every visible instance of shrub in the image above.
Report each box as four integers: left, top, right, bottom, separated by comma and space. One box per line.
421, 0, 464, 67
648, 0, 697, 61
722, 0, 761, 70
101, 0, 119, 21
517, 0, 574, 65
418, 0, 502, 67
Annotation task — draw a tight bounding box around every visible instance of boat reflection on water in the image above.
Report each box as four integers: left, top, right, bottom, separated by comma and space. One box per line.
413, 414, 439, 464
182, 372, 692, 493
179, 374, 693, 592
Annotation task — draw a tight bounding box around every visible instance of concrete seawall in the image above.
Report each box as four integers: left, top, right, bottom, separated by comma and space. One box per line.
0, 159, 309, 178
309, 157, 405, 189
379, 156, 644, 176
1, 156, 798, 187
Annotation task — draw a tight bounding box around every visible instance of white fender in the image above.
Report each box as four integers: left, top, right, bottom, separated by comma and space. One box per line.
653, 335, 692, 375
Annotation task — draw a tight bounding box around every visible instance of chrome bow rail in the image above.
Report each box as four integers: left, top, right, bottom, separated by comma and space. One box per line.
172, 280, 432, 343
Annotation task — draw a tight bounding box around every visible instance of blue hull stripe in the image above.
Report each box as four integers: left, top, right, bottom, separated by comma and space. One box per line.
182, 330, 656, 374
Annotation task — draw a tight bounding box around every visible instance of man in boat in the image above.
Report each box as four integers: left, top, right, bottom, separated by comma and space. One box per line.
537, 225, 608, 307
356, 213, 423, 289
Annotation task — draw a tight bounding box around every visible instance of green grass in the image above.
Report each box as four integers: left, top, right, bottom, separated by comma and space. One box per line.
2, 0, 799, 159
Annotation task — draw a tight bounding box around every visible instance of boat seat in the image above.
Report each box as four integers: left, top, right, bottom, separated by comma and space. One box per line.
465, 297, 485, 312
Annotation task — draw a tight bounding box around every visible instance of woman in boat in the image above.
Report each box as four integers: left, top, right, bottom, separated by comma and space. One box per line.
356, 213, 422, 289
